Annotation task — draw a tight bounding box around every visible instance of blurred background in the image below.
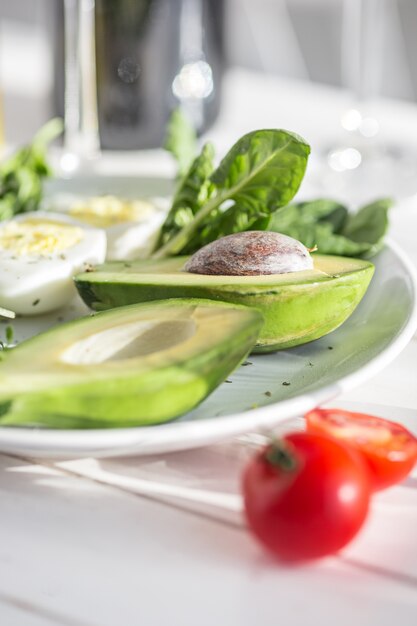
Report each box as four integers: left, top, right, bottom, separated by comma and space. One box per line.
1, 0, 417, 145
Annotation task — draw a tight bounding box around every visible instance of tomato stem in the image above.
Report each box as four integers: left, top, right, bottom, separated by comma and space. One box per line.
265, 440, 299, 472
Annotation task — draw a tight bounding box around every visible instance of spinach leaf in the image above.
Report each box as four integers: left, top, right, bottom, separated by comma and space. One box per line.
341, 198, 391, 257
180, 204, 270, 253
269, 197, 391, 258
154, 129, 310, 257
297, 223, 371, 256
210, 129, 310, 212
155, 142, 215, 249
164, 108, 197, 179
269, 199, 349, 253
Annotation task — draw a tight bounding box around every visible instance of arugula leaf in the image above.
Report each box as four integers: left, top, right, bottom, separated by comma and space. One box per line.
154, 129, 310, 258
269, 197, 391, 258
164, 108, 197, 178
0, 118, 63, 221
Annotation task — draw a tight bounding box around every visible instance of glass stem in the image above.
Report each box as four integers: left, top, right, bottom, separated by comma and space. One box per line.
341, 0, 385, 104
63, 0, 99, 156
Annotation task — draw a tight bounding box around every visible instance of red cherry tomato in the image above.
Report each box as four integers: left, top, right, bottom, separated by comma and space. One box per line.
305, 408, 417, 491
242, 432, 371, 562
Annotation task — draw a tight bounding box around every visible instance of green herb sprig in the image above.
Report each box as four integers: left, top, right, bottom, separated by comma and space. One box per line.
0, 118, 63, 221
269, 197, 391, 258
155, 109, 390, 260
154, 112, 310, 258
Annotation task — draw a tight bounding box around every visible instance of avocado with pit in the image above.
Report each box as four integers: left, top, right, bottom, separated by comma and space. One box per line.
75, 254, 374, 352
0, 299, 262, 428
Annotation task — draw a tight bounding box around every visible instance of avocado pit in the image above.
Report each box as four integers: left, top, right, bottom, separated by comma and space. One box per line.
183, 231, 313, 276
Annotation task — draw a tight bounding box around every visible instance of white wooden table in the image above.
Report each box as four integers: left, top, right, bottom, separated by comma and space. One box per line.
1, 70, 417, 626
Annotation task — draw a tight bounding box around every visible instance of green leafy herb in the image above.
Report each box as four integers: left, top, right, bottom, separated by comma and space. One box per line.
340, 198, 391, 257
0, 401, 12, 417
164, 108, 197, 179
0, 118, 63, 221
154, 129, 310, 258
160, 111, 389, 260
5, 325, 14, 344
269, 197, 391, 258
155, 143, 215, 250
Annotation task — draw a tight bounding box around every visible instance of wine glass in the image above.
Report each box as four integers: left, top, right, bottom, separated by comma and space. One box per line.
59, 0, 99, 176
319, 0, 417, 204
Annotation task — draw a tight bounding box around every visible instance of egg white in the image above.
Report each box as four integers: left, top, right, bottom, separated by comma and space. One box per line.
0, 212, 106, 315
43, 193, 169, 260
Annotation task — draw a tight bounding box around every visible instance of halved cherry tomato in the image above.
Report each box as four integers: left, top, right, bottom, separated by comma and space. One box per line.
305, 408, 417, 491
242, 432, 371, 562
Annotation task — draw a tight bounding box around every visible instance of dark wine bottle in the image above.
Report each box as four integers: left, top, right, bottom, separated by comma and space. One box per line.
94, 0, 224, 150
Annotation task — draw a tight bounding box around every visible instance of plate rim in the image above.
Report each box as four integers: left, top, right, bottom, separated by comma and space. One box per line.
0, 237, 416, 458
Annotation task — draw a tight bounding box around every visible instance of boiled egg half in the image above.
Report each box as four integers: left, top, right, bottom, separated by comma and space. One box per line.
0, 212, 106, 315
45, 194, 168, 260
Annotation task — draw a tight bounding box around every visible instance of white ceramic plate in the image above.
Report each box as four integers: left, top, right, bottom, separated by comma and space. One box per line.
0, 177, 416, 458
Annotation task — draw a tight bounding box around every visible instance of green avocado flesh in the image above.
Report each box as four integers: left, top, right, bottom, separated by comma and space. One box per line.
0, 299, 262, 428
75, 254, 374, 352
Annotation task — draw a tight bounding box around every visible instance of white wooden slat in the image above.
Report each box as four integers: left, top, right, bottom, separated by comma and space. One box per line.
1, 453, 417, 626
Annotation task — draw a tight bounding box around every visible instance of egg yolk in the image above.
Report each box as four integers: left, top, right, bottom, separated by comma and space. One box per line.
0, 219, 84, 256
69, 195, 155, 228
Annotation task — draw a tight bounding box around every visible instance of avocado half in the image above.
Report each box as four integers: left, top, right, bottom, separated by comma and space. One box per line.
75, 254, 374, 352
0, 299, 262, 428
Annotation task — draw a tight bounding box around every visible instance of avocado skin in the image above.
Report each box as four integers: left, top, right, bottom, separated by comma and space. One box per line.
0, 300, 262, 428
75, 262, 374, 352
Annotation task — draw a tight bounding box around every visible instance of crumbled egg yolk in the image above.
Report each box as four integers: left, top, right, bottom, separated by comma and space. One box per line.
0, 219, 84, 256
69, 195, 156, 228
